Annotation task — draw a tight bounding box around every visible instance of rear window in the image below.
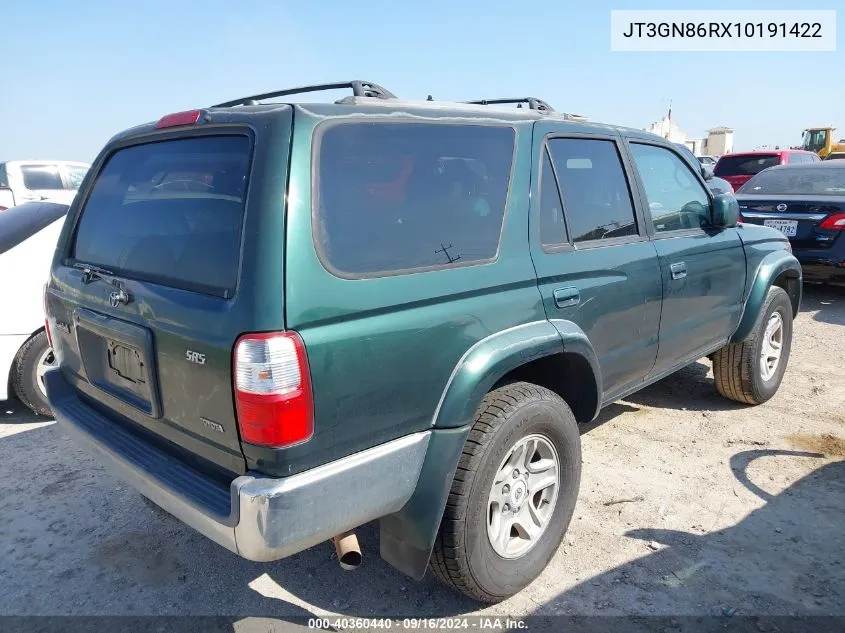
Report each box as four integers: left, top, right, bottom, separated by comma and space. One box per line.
714, 154, 780, 177
21, 165, 65, 190
738, 166, 845, 196
71, 135, 251, 297
315, 121, 515, 277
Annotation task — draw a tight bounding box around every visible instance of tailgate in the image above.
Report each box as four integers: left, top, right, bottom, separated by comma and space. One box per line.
47, 133, 258, 477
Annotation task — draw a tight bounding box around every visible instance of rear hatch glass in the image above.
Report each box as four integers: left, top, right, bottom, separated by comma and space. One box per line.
714, 154, 779, 177
54, 133, 254, 478
72, 135, 250, 297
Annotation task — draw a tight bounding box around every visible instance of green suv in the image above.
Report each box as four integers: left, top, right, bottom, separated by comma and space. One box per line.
44, 81, 801, 602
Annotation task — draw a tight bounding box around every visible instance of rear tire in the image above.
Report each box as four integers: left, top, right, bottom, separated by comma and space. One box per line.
429, 382, 581, 603
713, 286, 793, 405
11, 331, 54, 417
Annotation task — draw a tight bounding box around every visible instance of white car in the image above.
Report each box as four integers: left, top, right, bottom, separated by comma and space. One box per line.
0, 160, 90, 211
0, 201, 70, 415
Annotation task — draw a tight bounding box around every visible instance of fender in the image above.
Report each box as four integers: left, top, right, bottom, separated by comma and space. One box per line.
379, 319, 601, 580
731, 250, 802, 343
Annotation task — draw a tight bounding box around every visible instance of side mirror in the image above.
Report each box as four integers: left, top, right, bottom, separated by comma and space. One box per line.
701, 163, 715, 180
712, 193, 740, 228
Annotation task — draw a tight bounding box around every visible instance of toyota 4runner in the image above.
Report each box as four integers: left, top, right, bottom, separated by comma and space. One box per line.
44, 80, 802, 603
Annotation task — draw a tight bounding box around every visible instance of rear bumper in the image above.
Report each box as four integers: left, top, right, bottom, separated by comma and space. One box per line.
795, 253, 845, 284
45, 368, 430, 561
800, 264, 845, 284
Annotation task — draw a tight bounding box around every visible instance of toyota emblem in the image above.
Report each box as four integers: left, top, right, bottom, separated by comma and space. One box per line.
776, 203, 788, 212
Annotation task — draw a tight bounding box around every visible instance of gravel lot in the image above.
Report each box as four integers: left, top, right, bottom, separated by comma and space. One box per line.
1, 285, 843, 624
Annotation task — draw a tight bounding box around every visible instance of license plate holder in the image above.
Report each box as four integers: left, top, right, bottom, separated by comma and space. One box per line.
107, 342, 147, 385
74, 308, 161, 418
763, 219, 798, 237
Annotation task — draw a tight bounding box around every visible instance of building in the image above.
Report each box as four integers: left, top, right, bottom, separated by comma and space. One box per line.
647, 114, 687, 144
645, 112, 734, 157
704, 127, 734, 156
685, 138, 706, 155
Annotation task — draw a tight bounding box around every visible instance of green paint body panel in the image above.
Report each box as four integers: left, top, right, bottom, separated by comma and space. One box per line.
45, 96, 802, 582
731, 225, 803, 342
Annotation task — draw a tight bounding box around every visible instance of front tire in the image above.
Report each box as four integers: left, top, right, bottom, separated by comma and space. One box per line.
713, 286, 793, 405
11, 331, 55, 417
429, 382, 581, 603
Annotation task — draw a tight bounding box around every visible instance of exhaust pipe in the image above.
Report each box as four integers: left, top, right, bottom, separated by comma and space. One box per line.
332, 531, 362, 570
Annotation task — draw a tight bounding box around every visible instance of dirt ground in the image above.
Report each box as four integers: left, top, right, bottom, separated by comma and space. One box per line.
1, 285, 843, 624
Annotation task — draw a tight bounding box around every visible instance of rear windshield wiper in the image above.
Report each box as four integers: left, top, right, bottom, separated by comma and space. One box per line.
72, 262, 125, 289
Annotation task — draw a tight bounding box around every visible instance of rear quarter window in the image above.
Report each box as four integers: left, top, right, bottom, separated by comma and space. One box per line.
71, 135, 251, 297
65, 166, 89, 189
314, 121, 516, 277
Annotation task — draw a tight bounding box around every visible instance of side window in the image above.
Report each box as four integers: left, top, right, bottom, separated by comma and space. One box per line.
316, 122, 515, 276
539, 146, 568, 247
630, 143, 711, 233
546, 138, 638, 243
65, 166, 89, 190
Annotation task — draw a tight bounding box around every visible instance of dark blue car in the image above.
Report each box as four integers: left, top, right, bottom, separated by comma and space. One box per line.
737, 161, 845, 285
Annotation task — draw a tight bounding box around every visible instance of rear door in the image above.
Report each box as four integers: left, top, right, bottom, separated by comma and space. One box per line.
47, 132, 261, 477
529, 125, 663, 400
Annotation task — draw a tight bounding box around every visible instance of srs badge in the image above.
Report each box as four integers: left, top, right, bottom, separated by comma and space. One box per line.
186, 350, 206, 365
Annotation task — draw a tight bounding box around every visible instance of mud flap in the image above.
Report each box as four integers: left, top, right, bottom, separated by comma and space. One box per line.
379, 425, 470, 580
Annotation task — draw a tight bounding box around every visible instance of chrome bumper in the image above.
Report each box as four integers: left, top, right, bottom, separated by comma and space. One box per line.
44, 368, 430, 561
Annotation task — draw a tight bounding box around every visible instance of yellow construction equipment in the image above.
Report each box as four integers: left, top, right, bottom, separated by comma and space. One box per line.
800, 126, 845, 158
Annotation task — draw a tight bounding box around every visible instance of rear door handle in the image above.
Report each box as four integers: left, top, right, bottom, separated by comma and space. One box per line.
553, 286, 580, 308
670, 262, 687, 280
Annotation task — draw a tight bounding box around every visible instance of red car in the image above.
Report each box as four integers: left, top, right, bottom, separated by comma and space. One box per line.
713, 149, 820, 191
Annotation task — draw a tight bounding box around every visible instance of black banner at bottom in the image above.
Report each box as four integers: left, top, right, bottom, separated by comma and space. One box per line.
1, 616, 844, 633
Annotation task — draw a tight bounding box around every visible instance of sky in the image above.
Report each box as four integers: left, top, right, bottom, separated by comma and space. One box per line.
1, 0, 842, 163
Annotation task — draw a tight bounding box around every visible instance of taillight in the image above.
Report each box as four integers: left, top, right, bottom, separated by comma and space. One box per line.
155, 109, 202, 129
819, 213, 845, 230
43, 284, 53, 347
233, 332, 314, 448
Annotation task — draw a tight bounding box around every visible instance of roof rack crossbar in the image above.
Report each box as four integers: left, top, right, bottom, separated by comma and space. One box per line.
463, 97, 556, 113
212, 80, 397, 108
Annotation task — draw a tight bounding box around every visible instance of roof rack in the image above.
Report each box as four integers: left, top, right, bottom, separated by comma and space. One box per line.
463, 97, 556, 113
212, 80, 397, 108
